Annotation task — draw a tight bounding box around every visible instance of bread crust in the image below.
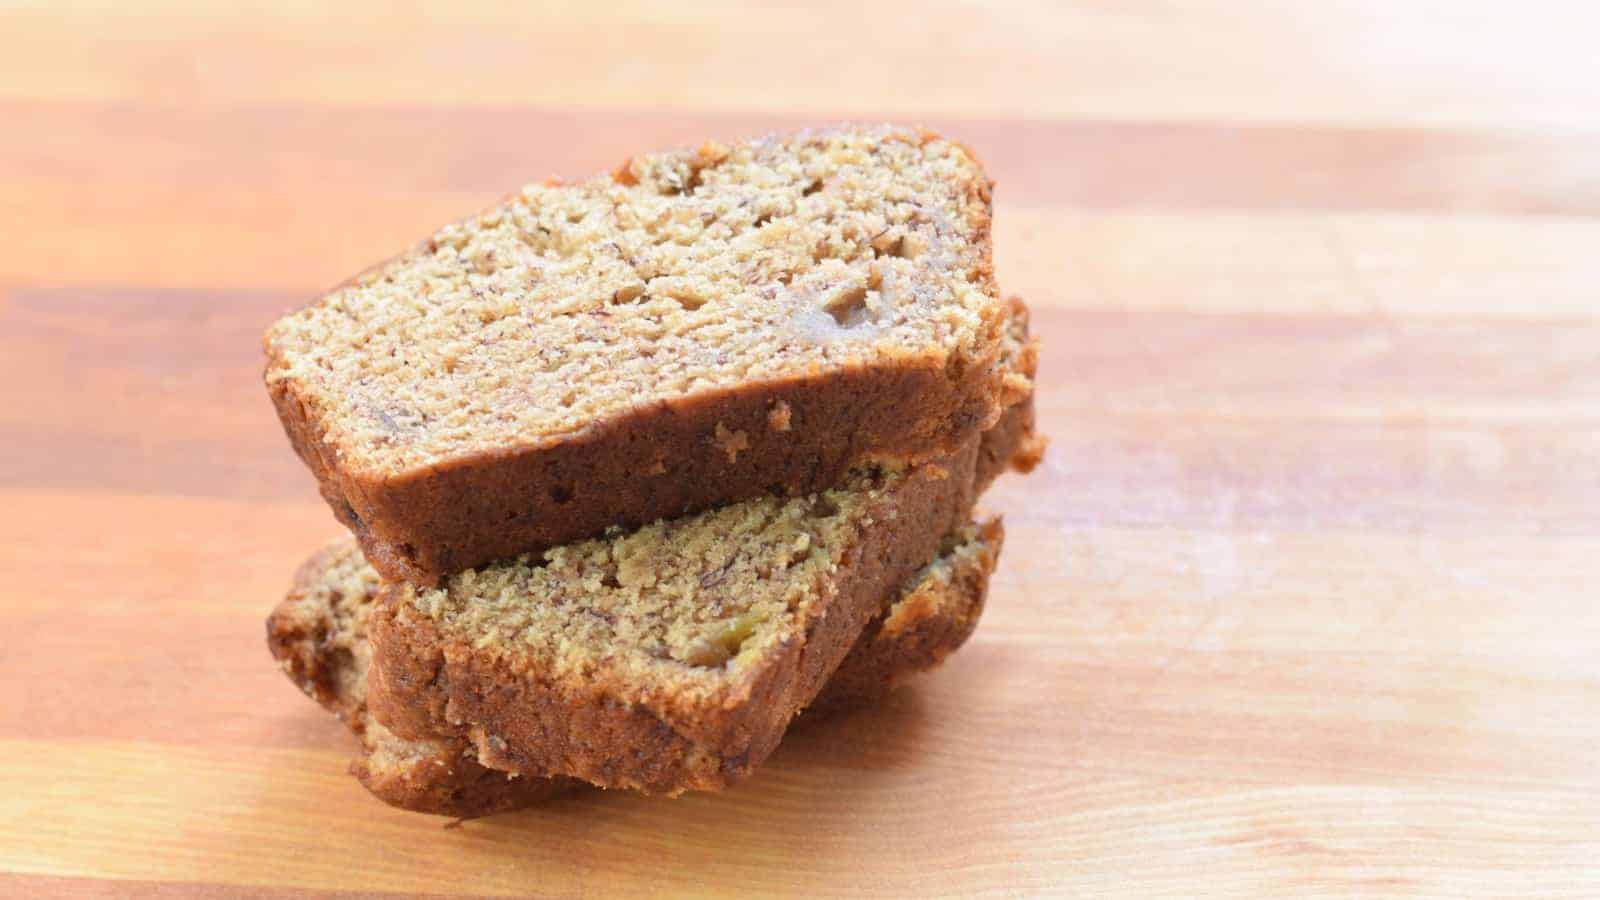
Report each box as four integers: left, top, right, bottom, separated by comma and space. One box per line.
975, 298, 1045, 488
350, 725, 579, 818
269, 352, 1005, 586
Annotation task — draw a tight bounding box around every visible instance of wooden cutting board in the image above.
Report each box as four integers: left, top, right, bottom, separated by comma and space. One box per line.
3, 3, 1597, 896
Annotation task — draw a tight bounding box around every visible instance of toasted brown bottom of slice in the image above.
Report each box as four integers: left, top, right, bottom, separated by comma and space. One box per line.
268, 520, 1001, 817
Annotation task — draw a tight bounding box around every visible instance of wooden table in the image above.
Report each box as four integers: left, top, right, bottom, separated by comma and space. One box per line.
4, 2, 1597, 896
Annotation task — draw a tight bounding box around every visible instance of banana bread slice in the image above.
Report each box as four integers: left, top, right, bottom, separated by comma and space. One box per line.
367, 440, 982, 796
268, 519, 1000, 816
265, 125, 1005, 584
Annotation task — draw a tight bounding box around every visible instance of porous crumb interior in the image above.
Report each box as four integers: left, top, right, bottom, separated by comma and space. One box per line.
929, 521, 993, 587
266, 126, 996, 473
289, 542, 381, 708
404, 463, 913, 696
363, 719, 456, 769
879, 521, 995, 634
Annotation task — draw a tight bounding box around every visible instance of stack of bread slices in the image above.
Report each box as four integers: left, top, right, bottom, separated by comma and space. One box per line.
262, 125, 1044, 817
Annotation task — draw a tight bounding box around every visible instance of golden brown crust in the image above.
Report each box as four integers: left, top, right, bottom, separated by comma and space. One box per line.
269, 342, 1004, 586
367, 438, 984, 794
349, 724, 578, 818
977, 296, 1046, 486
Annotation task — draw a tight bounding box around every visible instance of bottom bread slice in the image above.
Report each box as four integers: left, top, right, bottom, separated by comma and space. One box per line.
268, 519, 1001, 816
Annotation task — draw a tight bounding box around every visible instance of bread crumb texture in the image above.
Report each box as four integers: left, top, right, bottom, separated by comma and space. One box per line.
266, 125, 995, 474
275, 542, 381, 711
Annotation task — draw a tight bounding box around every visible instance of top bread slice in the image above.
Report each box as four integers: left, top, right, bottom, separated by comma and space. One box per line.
265, 125, 1005, 584
363, 300, 1040, 796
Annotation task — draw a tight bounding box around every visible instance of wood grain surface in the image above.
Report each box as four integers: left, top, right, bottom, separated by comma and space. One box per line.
3, 2, 1598, 896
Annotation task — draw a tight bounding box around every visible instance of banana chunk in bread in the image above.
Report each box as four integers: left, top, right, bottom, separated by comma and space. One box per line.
265, 125, 1005, 584
268, 521, 1001, 817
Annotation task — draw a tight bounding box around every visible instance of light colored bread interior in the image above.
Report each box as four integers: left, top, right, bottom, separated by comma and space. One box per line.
266, 126, 997, 476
